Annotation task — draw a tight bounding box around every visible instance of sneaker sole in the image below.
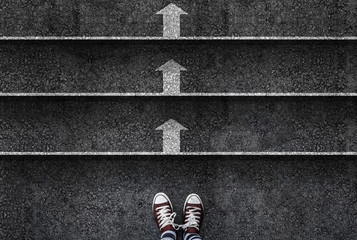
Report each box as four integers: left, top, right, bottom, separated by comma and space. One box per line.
183, 193, 204, 214
152, 192, 174, 212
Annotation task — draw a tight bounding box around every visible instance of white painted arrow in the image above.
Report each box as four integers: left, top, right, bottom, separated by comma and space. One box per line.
156, 3, 188, 38
156, 60, 186, 95
156, 119, 188, 154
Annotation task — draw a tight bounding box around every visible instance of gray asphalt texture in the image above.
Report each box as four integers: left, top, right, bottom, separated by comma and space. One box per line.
1, 1, 357, 240
0, 97, 356, 152
1, 156, 357, 240
1, 41, 357, 93
1, 0, 357, 36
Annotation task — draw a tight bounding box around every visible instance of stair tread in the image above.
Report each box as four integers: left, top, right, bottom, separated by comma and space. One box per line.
1, 1, 357, 37
0, 98, 356, 153
1, 41, 357, 94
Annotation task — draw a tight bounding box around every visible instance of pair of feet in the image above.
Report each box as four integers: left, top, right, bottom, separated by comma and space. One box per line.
153, 193, 204, 236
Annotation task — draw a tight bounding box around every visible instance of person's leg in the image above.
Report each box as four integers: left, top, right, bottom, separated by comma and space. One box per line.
161, 231, 177, 240
182, 194, 204, 240
153, 193, 178, 240
183, 230, 202, 240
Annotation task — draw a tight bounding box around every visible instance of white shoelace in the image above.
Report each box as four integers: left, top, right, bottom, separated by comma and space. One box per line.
156, 206, 180, 230
181, 206, 202, 231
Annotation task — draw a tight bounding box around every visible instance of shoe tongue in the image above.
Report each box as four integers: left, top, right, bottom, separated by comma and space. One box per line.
185, 203, 201, 213
155, 202, 171, 209
185, 227, 199, 234
187, 202, 200, 207
161, 225, 175, 234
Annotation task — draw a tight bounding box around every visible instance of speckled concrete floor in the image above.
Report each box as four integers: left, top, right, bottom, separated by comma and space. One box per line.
0, 156, 356, 240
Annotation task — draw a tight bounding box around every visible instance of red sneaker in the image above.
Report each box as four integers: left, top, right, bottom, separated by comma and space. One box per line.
182, 193, 204, 234
153, 192, 178, 234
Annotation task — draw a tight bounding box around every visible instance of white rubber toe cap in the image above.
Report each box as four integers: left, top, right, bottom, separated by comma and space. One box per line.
187, 194, 201, 204
153, 193, 173, 212
155, 195, 169, 204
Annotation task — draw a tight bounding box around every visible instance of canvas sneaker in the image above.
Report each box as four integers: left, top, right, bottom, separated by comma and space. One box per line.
153, 192, 178, 234
182, 193, 204, 234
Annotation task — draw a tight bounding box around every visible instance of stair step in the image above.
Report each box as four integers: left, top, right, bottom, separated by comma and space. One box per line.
0, 97, 356, 153
1, 41, 357, 94
1, 1, 357, 37
1, 156, 356, 239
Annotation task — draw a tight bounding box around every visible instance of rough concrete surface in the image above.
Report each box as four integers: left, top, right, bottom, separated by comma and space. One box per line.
0, 156, 356, 240
1, 0, 357, 36
0, 97, 357, 152
1, 41, 357, 93
1, 3, 357, 240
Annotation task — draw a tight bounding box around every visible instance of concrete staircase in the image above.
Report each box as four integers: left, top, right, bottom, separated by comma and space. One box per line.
1, 1, 357, 239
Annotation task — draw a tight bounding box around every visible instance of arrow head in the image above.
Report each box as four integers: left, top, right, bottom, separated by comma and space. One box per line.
156, 119, 188, 131
156, 3, 188, 15
156, 59, 187, 72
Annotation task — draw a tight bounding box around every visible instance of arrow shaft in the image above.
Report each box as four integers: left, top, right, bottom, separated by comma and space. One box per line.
163, 72, 180, 94
162, 131, 181, 154
163, 15, 181, 38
